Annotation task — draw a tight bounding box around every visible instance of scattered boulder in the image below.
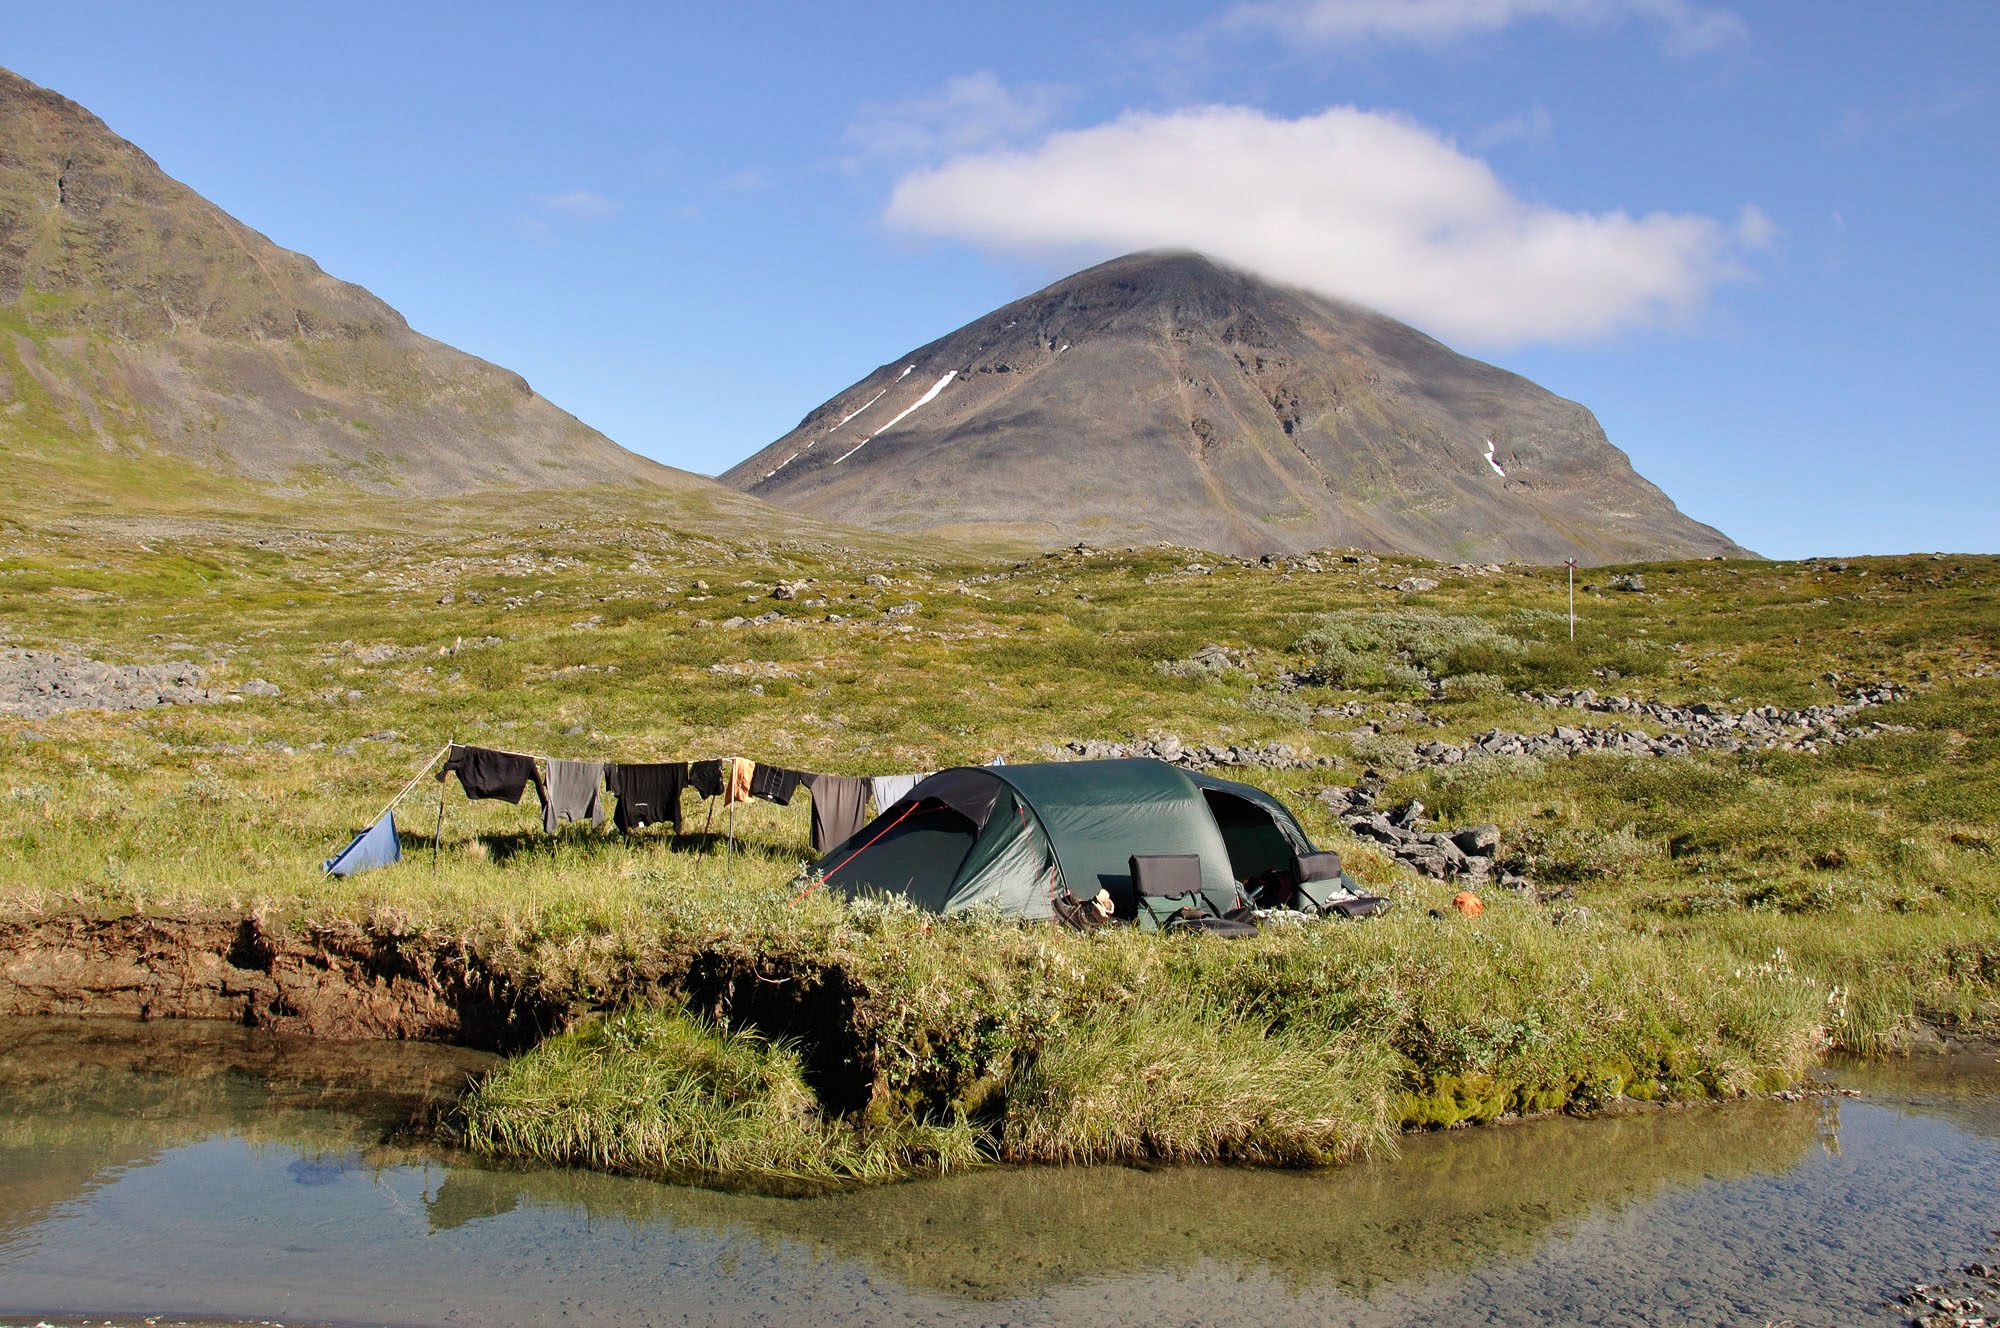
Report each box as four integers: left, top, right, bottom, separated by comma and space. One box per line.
0, 648, 213, 718
1451, 824, 1501, 856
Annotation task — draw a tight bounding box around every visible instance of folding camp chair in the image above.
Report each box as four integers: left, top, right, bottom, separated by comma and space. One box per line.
1292, 849, 1390, 918
1130, 854, 1259, 936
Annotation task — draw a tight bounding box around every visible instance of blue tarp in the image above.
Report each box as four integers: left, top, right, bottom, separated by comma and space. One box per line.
324, 811, 401, 877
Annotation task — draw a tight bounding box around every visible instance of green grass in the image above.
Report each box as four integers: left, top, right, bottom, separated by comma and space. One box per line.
452, 1006, 980, 1193
0, 490, 1995, 1187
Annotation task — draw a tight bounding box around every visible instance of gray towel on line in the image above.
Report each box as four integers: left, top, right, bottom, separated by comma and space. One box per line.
544, 758, 608, 833
804, 773, 870, 855
869, 772, 929, 810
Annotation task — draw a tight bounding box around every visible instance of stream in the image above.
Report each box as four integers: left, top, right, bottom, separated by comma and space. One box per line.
2, 1016, 1997, 1327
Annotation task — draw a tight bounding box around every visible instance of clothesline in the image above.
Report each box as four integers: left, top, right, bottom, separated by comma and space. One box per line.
436, 743, 928, 822
324, 738, 1001, 879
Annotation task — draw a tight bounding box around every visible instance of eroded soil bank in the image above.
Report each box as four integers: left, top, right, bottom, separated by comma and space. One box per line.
0, 913, 874, 1101
0, 915, 559, 1049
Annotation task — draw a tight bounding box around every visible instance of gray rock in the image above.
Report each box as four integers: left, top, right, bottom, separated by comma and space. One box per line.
1397, 842, 1452, 879
1452, 824, 1502, 855
885, 601, 921, 618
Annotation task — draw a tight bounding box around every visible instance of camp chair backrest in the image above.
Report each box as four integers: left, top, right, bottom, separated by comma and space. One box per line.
1294, 850, 1343, 883
1132, 853, 1204, 899
1130, 853, 1203, 930
1294, 848, 1386, 916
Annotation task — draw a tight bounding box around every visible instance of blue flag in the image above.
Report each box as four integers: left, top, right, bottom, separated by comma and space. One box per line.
324, 810, 402, 877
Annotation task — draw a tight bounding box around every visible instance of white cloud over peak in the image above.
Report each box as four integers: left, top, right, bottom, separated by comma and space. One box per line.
883, 104, 1765, 347
1225, 0, 1746, 56
543, 190, 622, 222
846, 71, 1069, 161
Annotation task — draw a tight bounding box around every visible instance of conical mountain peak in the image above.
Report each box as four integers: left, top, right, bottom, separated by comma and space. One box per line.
723, 252, 1746, 564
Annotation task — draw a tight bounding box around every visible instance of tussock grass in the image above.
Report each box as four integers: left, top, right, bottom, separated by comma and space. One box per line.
1001, 1005, 1397, 1165
453, 1007, 979, 1192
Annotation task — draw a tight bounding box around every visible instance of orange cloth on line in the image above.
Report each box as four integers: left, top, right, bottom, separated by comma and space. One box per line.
725, 756, 754, 806
1452, 891, 1484, 916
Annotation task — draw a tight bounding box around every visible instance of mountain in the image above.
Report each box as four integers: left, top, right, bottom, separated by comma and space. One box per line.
0, 66, 687, 499
723, 252, 1750, 564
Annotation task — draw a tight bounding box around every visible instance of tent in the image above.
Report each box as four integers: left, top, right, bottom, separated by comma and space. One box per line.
809, 759, 1317, 922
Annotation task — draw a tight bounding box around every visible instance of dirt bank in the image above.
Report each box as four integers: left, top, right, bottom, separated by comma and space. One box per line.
0, 914, 562, 1050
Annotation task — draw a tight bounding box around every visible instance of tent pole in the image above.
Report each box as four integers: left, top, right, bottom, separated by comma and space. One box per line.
432, 733, 453, 879
327, 739, 451, 879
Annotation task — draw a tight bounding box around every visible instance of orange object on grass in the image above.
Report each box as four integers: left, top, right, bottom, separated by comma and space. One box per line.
1452, 891, 1483, 916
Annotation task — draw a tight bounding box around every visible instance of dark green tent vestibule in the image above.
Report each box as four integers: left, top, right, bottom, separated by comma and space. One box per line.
810, 759, 1316, 921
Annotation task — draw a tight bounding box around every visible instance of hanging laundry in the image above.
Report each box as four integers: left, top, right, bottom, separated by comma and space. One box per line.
543, 758, 608, 833
688, 759, 725, 800
605, 762, 689, 833
439, 744, 546, 806
324, 811, 401, 878
750, 763, 804, 806
870, 772, 928, 809
725, 756, 754, 806
803, 773, 868, 854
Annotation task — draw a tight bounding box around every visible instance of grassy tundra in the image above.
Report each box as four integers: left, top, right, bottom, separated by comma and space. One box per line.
2, 488, 1994, 1188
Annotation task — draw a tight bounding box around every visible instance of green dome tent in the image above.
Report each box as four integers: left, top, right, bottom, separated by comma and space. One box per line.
809, 759, 1316, 922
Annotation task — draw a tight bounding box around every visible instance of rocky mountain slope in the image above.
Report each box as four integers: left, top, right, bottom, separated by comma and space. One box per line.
724, 252, 1750, 564
0, 66, 696, 499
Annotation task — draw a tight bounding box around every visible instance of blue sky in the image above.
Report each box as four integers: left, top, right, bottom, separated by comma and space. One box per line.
7, 1, 1994, 557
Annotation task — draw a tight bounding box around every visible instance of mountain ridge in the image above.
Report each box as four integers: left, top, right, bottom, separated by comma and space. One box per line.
724, 251, 1750, 565
0, 65, 704, 501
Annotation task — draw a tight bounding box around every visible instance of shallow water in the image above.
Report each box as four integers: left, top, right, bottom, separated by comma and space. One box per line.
2, 1018, 1997, 1328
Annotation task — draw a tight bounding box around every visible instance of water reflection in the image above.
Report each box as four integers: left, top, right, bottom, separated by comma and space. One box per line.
414, 1101, 1829, 1299
0, 1015, 491, 1255
3, 1017, 1998, 1328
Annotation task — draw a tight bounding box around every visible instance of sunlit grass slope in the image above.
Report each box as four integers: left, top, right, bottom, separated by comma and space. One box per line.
1, 486, 1993, 1184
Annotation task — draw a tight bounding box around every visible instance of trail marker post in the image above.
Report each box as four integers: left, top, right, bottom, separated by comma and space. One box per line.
1566, 559, 1577, 642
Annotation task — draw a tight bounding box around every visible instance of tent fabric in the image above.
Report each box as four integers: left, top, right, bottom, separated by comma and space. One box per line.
814, 759, 1308, 921
324, 811, 400, 877
991, 760, 1240, 915
1188, 770, 1314, 887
